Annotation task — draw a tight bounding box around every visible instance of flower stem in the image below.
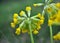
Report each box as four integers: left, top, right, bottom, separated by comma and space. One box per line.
49, 26, 53, 43
29, 21, 34, 43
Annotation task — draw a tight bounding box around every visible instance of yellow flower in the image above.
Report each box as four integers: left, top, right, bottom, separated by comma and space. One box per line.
37, 26, 41, 30
37, 13, 41, 18
13, 18, 18, 24
53, 32, 60, 40
54, 10, 60, 23
20, 11, 25, 16
50, 16, 53, 19
57, 33, 60, 40
40, 16, 44, 20
54, 18, 60, 23
11, 22, 15, 28
47, 7, 52, 12
33, 30, 38, 34
54, 19, 57, 22
48, 19, 53, 26
13, 13, 18, 18
33, 4, 37, 7
50, 15, 56, 20
15, 28, 20, 35
38, 20, 44, 24
57, 10, 60, 15
22, 29, 28, 33
53, 35, 58, 40
55, 13, 60, 23
56, 3, 60, 8
26, 6, 31, 11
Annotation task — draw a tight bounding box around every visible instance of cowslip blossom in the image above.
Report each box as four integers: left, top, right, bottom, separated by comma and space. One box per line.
53, 32, 60, 40
11, 6, 44, 35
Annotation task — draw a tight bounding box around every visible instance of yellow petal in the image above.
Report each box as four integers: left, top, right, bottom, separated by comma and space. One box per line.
20, 11, 25, 16
26, 6, 31, 11
47, 7, 52, 12
33, 30, 39, 35
37, 26, 41, 30
56, 33, 60, 40
13, 13, 18, 18
48, 19, 53, 26
22, 29, 28, 33
56, 3, 60, 8
11, 22, 15, 28
53, 35, 58, 40
58, 10, 60, 14
15, 28, 20, 35
40, 16, 44, 20
37, 13, 41, 18
13, 18, 18, 24
38, 20, 44, 24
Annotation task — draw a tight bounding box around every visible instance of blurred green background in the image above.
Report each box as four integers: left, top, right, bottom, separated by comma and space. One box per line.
0, 0, 60, 43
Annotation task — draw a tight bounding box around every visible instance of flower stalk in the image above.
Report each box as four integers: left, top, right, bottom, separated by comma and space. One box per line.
29, 21, 34, 43
49, 26, 53, 43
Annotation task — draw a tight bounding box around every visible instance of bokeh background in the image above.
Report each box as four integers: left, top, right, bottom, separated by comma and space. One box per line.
0, 0, 60, 43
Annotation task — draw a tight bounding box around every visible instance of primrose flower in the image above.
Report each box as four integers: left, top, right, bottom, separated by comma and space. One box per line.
26, 6, 31, 11
38, 19, 44, 24
48, 19, 53, 26
22, 29, 28, 33
15, 27, 21, 35
57, 10, 60, 14
11, 6, 44, 35
13, 18, 18, 24
32, 0, 60, 43
54, 18, 60, 23
33, 30, 39, 35
47, 7, 60, 25
36, 13, 41, 18
37, 25, 41, 30
47, 7, 52, 12
53, 32, 60, 40
53, 35, 57, 40
13, 13, 18, 18
51, 10, 60, 25
55, 3, 60, 8
11, 22, 15, 28
20, 11, 26, 16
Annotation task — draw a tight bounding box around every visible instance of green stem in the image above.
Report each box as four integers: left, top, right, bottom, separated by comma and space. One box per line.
29, 21, 34, 43
49, 26, 53, 43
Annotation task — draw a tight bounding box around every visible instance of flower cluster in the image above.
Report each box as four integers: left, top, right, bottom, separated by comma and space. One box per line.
33, 0, 60, 26
47, 3, 60, 26
53, 32, 60, 40
11, 6, 44, 35
33, 0, 60, 43
10, 0, 60, 43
